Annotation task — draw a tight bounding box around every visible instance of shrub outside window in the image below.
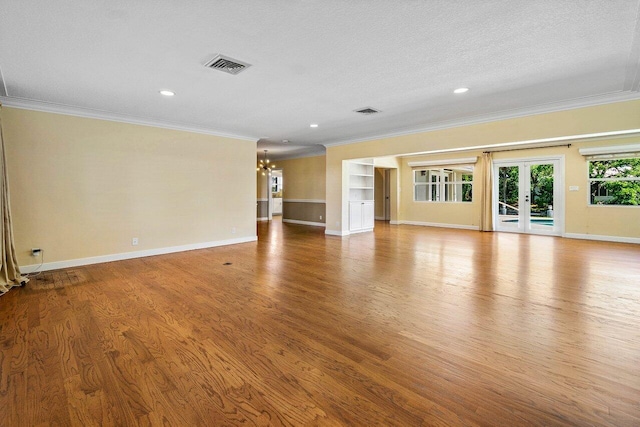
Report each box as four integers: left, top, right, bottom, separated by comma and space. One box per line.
589, 157, 640, 205
414, 167, 473, 202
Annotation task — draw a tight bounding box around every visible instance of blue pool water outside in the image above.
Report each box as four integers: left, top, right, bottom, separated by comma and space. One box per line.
504, 218, 554, 226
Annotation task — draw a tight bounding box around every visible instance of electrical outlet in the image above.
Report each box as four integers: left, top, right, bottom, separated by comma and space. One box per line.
232, 227, 236, 234
132, 237, 139, 246
319, 215, 322, 220
31, 248, 42, 256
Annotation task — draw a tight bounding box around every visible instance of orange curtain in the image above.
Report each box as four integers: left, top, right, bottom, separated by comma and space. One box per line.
0, 104, 28, 296
480, 152, 493, 231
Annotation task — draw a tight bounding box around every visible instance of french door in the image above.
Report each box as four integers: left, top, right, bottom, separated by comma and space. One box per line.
493, 158, 563, 236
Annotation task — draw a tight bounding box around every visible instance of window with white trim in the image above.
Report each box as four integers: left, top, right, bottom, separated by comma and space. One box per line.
414, 167, 473, 202
588, 157, 640, 205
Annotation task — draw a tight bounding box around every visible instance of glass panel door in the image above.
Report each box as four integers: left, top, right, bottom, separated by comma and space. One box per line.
496, 165, 521, 231
494, 159, 561, 236
526, 162, 555, 233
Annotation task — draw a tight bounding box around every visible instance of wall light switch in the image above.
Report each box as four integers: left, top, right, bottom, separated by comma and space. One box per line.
569, 186, 579, 191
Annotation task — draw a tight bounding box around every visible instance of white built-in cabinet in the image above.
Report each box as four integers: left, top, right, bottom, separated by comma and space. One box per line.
272, 198, 282, 215
349, 200, 374, 231
348, 159, 375, 233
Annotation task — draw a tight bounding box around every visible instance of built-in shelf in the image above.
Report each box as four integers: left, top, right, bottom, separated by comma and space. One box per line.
348, 159, 375, 232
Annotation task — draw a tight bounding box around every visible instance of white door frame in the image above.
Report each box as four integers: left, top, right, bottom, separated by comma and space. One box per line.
266, 172, 273, 221
384, 169, 391, 220
493, 155, 565, 236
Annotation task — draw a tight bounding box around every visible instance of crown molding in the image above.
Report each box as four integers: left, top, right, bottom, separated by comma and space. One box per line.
0, 96, 258, 142
323, 90, 640, 148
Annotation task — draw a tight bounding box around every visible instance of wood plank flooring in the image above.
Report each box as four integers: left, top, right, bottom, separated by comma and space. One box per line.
1, 220, 639, 426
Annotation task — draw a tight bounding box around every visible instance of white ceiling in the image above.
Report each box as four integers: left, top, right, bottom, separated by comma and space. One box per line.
1, 1, 639, 159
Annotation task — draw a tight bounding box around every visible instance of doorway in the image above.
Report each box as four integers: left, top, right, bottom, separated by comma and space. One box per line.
271, 169, 283, 217
493, 157, 563, 236
374, 168, 392, 221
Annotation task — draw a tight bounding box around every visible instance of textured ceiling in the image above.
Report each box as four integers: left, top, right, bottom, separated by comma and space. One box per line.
1, 0, 639, 159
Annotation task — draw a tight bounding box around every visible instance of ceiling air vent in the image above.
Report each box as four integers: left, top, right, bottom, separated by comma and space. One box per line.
204, 54, 251, 75
354, 107, 381, 115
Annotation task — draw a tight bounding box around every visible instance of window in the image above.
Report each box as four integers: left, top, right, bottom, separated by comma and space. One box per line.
272, 176, 282, 193
414, 167, 473, 202
588, 157, 640, 205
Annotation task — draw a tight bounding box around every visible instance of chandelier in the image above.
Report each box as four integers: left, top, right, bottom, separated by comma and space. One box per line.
257, 150, 275, 176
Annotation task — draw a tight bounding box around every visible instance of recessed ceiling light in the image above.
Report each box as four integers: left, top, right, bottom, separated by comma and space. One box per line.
453, 87, 469, 94
310, 124, 319, 128
159, 90, 175, 97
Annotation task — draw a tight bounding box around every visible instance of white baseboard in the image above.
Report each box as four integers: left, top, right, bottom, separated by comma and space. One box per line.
349, 228, 374, 234
257, 217, 269, 221
397, 220, 480, 231
283, 199, 326, 203
564, 233, 640, 244
20, 236, 258, 273
282, 219, 325, 227
375, 216, 385, 220
325, 229, 350, 236
390, 220, 401, 225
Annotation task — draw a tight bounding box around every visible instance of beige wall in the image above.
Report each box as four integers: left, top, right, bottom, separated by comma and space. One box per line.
282, 202, 325, 224
257, 201, 269, 219
256, 170, 269, 198
397, 139, 640, 239
276, 155, 326, 224
528, 140, 640, 238
3, 107, 257, 267
326, 99, 640, 238
276, 155, 325, 200
256, 168, 269, 219
400, 151, 481, 228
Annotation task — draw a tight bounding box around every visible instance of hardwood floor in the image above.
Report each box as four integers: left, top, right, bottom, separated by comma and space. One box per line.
1, 220, 639, 426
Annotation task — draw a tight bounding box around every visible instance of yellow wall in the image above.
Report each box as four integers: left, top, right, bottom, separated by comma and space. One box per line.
400, 152, 481, 228
256, 170, 269, 198
3, 107, 257, 266
326, 99, 640, 238
276, 155, 326, 200
274, 155, 326, 224
492, 141, 640, 239
399, 141, 640, 239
